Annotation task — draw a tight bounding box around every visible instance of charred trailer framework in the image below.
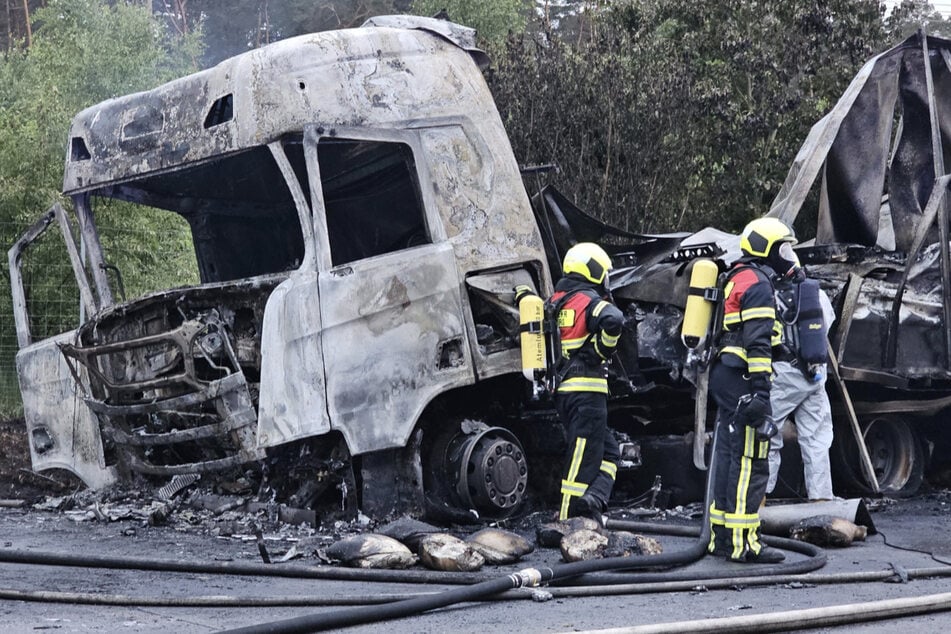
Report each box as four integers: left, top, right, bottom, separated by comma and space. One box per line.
763, 31, 951, 498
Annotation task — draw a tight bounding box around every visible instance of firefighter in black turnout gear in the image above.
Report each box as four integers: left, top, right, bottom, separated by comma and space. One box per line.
547, 243, 623, 522
708, 218, 798, 564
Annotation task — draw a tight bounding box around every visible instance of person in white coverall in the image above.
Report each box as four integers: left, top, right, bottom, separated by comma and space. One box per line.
765, 279, 837, 501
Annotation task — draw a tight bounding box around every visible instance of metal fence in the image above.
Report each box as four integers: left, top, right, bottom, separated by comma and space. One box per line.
2, 216, 85, 416
1, 211, 197, 417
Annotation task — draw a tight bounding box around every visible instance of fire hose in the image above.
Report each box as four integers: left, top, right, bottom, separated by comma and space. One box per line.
212, 442, 825, 634
0, 427, 835, 633
7, 422, 937, 632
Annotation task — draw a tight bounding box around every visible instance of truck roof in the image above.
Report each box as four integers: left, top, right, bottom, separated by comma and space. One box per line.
62, 16, 490, 195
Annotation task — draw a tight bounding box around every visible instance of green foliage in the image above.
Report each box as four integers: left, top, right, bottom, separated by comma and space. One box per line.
489, 0, 889, 234
92, 201, 199, 302
0, 0, 203, 414
270, 0, 413, 37
885, 0, 951, 40
0, 0, 202, 231
411, 0, 529, 47
175, 0, 412, 67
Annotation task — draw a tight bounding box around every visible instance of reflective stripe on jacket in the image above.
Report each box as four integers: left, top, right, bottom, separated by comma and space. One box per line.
550, 281, 623, 394
718, 264, 777, 377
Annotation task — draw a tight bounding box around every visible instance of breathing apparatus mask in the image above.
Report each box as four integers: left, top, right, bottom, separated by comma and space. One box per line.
769, 241, 803, 283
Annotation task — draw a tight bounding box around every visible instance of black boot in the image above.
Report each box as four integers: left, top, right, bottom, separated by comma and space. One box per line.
731, 545, 785, 564
567, 494, 605, 527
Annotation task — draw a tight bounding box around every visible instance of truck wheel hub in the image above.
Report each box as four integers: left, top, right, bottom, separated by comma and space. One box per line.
448, 427, 528, 516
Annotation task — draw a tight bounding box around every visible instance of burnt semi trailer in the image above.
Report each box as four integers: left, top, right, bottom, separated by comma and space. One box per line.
7, 16, 701, 519
763, 31, 951, 498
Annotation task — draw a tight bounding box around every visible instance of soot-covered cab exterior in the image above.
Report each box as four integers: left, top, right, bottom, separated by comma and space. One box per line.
9, 17, 552, 514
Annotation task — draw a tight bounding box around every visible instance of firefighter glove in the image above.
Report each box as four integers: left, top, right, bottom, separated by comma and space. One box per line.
735, 392, 771, 427
513, 284, 534, 305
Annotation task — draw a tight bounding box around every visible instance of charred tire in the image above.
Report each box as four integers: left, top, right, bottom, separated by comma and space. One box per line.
832, 415, 924, 498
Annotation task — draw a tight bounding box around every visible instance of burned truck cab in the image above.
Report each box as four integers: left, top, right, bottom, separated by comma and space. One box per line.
9, 16, 551, 512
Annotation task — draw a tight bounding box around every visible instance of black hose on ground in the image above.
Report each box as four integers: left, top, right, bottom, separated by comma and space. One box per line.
0, 523, 822, 589
0, 427, 829, 632
220, 530, 812, 634
558, 522, 826, 586
0, 449, 709, 591
0, 547, 487, 585
216, 530, 719, 634
222, 570, 551, 634
217, 538, 825, 634
530, 564, 951, 598
1, 561, 946, 608
218, 424, 797, 633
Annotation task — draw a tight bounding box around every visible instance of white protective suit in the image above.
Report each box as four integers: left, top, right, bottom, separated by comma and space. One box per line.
766, 286, 836, 500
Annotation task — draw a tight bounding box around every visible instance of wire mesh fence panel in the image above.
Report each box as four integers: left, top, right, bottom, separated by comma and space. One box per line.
0, 219, 16, 416
0, 218, 16, 415
1, 216, 83, 416
93, 198, 200, 303
0, 206, 198, 417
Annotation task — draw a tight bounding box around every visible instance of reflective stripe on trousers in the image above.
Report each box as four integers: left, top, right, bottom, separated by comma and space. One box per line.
709, 361, 770, 560
556, 391, 618, 520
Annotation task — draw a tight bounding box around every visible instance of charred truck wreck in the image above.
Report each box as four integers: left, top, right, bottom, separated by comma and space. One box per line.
9, 19, 951, 522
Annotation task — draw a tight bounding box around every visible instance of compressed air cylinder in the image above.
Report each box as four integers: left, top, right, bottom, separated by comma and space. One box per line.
518, 293, 547, 381
681, 258, 719, 349
795, 277, 829, 365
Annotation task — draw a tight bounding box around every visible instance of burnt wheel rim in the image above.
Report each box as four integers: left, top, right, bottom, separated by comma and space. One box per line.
862, 417, 919, 494
450, 427, 528, 516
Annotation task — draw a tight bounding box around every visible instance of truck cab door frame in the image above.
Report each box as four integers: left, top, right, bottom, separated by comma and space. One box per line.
7, 202, 117, 488
302, 124, 474, 455
255, 137, 333, 447
8, 202, 97, 348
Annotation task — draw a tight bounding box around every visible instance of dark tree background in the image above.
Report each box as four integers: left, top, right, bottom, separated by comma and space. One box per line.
488, 0, 890, 234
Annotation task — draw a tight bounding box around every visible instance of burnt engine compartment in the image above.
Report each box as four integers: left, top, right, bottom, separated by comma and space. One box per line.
59, 276, 286, 479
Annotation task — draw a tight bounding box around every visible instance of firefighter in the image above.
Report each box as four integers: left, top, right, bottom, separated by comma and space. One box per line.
766, 274, 837, 501
545, 242, 624, 523
707, 217, 798, 563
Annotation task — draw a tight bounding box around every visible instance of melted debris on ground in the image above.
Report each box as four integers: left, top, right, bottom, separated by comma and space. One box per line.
7, 416, 951, 569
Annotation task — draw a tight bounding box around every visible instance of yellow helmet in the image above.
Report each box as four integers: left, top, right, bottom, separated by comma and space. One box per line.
562, 242, 613, 285
740, 217, 797, 258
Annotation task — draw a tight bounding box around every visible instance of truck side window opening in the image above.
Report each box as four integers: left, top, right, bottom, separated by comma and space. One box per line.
96, 144, 307, 288
316, 138, 430, 267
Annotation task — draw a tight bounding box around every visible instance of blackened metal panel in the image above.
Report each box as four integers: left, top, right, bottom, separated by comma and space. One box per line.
884, 43, 951, 252
15, 333, 117, 488
771, 33, 951, 254
317, 242, 473, 454
768, 38, 911, 228
818, 52, 900, 247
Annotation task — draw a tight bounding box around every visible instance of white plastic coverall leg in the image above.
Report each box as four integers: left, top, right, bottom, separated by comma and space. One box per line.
766, 360, 835, 500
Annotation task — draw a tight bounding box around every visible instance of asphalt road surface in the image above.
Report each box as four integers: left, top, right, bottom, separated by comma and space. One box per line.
2, 491, 951, 633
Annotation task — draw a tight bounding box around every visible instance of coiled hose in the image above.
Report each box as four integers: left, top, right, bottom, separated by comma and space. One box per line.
217, 427, 823, 634
0, 426, 830, 632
